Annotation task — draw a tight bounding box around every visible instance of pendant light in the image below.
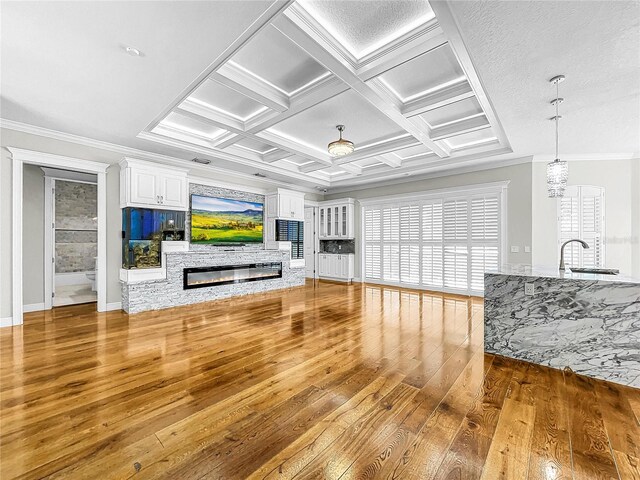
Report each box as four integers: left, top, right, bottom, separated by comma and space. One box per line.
328, 125, 355, 156
547, 75, 568, 197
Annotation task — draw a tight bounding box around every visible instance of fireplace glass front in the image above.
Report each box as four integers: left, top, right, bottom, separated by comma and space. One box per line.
183, 263, 282, 289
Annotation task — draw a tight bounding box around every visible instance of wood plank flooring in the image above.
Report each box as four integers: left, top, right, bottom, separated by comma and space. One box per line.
1, 280, 638, 479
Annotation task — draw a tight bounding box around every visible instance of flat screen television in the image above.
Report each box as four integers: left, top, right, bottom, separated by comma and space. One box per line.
190, 194, 263, 244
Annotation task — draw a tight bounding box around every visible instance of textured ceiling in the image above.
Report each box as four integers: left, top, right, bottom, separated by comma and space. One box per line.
449, 0, 640, 157
298, 0, 434, 59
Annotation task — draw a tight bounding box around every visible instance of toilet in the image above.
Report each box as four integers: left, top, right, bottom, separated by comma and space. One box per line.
86, 257, 97, 292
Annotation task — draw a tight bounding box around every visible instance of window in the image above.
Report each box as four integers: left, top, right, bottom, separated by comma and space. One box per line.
558, 185, 605, 268
362, 184, 505, 295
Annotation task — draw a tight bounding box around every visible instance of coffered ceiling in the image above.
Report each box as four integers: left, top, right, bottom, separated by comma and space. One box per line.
140, 0, 511, 188
3, 1, 635, 191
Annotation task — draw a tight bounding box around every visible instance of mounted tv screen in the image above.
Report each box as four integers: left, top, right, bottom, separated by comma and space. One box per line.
190, 195, 263, 244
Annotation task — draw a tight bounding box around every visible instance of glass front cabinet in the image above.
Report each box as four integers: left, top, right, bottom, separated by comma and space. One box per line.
318, 199, 355, 240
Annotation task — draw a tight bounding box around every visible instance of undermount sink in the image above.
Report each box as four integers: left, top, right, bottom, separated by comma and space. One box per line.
569, 267, 619, 275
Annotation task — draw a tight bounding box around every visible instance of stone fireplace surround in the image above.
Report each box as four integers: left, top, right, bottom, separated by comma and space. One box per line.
121, 249, 304, 314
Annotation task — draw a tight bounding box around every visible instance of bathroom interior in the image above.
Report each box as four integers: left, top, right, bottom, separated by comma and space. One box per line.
22, 165, 99, 309
53, 175, 97, 306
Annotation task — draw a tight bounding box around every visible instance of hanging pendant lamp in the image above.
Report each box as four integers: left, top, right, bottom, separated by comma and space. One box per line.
547, 75, 568, 198
328, 125, 355, 156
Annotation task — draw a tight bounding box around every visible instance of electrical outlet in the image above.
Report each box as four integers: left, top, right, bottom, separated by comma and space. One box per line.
511, 246, 520, 253
525, 282, 535, 296
524, 246, 531, 253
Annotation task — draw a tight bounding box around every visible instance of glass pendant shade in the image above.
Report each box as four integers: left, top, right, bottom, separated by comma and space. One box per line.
328, 125, 354, 156
546, 159, 568, 197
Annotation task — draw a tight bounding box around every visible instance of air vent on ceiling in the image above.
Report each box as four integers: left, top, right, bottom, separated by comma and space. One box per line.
192, 157, 211, 165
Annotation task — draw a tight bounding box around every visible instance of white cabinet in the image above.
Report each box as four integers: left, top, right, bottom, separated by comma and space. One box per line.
318, 199, 355, 239
120, 158, 188, 210
265, 189, 305, 221
318, 253, 354, 281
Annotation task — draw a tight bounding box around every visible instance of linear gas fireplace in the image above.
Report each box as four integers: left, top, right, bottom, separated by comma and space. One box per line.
183, 263, 282, 289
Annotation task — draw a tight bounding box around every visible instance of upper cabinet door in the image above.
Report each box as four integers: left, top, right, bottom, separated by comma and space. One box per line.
130, 169, 158, 205
120, 159, 189, 210
159, 174, 187, 209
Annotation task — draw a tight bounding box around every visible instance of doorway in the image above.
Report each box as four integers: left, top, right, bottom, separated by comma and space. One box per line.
43, 169, 98, 308
9, 148, 109, 326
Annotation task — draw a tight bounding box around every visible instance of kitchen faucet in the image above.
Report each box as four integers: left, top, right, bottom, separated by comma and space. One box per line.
559, 239, 590, 270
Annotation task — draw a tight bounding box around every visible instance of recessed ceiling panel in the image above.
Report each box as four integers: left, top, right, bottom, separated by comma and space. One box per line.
297, 0, 435, 59
418, 96, 483, 127
444, 128, 496, 149
231, 25, 330, 96
267, 90, 406, 153
160, 111, 227, 139
354, 158, 384, 167
377, 44, 465, 101
189, 79, 268, 121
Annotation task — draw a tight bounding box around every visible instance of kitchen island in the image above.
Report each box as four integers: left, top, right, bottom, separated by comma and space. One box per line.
484, 265, 640, 388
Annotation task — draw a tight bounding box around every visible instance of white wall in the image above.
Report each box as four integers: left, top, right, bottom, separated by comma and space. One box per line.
326, 162, 533, 279
22, 165, 45, 305
532, 158, 640, 276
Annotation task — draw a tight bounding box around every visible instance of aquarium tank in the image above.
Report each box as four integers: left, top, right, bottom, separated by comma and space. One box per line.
122, 208, 186, 269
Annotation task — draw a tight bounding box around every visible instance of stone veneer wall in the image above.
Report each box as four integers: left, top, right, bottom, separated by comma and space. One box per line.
55, 180, 97, 273
121, 250, 304, 314
187, 183, 264, 251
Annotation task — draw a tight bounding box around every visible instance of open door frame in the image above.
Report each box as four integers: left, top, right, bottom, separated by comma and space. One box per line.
9, 148, 109, 326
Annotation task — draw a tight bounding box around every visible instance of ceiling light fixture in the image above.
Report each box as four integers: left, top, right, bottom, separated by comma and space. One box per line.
547, 74, 568, 198
328, 125, 354, 156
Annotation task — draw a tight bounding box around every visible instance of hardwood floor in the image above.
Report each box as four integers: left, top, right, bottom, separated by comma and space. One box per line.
1, 280, 638, 479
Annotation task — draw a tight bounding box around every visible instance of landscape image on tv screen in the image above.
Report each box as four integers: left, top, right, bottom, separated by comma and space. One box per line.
190, 195, 263, 244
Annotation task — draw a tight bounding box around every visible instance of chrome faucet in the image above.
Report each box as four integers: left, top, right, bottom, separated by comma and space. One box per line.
559, 239, 590, 270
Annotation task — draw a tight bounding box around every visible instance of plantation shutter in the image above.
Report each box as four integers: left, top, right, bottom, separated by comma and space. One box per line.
422, 201, 443, 287
558, 186, 605, 268
364, 208, 381, 279
362, 184, 505, 295
470, 195, 500, 292
443, 199, 468, 289
399, 205, 420, 284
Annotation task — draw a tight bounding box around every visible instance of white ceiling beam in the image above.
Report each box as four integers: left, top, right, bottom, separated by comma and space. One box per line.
357, 31, 448, 81
400, 80, 475, 117
257, 130, 333, 166
177, 100, 244, 132
340, 163, 362, 176
430, 115, 490, 141
377, 153, 403, 168
263, 150, 294, 163
245, 77, 349, 133
210, 71, 289, 113
273, 14, 449, 158
214, 133, 244, 149
429, 1, 512, 152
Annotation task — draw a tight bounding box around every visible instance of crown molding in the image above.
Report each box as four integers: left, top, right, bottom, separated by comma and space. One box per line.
326, 155, 532, 195
532, 153, 639, 163
0, 118, 323, 192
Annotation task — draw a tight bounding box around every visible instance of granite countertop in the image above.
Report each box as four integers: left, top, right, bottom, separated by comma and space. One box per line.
487, 264, 640, 284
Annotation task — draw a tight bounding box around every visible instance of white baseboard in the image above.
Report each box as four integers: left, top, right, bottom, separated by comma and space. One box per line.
23, 303, 45, 313
55, 271, 92, 287
0, 317, 13, 328
106, 302, 122, 311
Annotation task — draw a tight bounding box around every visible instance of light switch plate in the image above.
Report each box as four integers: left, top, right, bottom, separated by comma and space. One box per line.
525, 246, 531, 253
525, 282, 535, 295
511, 246, 520, 253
